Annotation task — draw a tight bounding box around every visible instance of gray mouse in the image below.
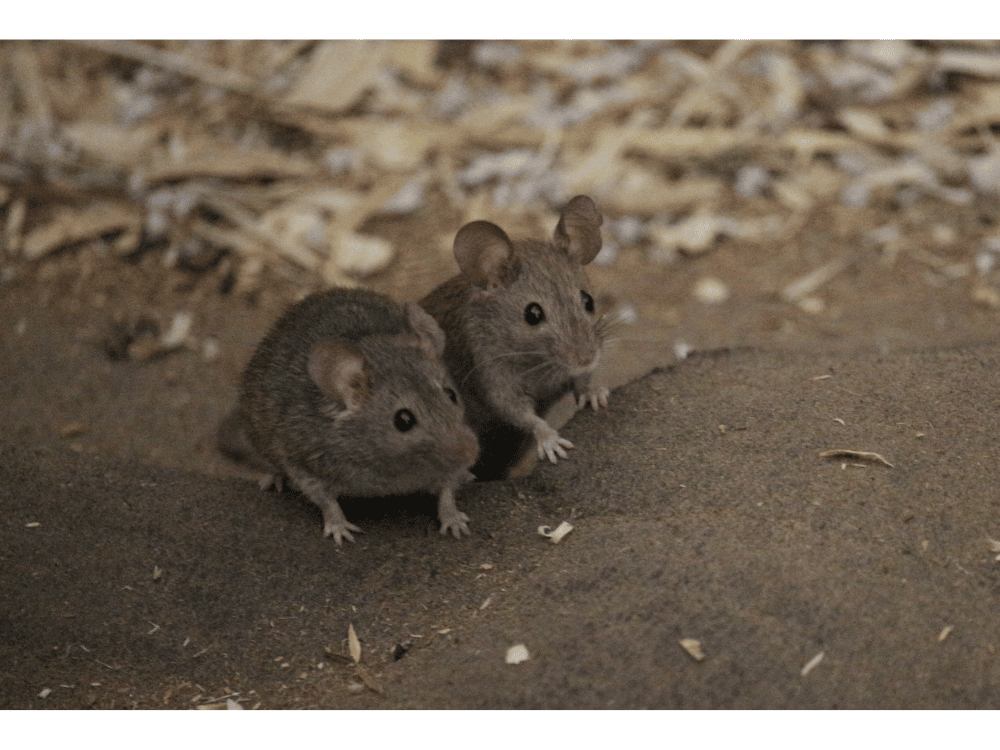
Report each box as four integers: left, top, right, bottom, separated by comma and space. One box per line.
219, 287, 479, 544
419, 195, 609, 481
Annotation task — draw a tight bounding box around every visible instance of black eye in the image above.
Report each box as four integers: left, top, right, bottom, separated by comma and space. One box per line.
444, 387, 458, 404
581, 290, 595, 314
393, 408, 416, 432
524, 302, 545, 326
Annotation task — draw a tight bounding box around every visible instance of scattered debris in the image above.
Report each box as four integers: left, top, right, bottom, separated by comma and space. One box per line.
987, 537, 1000, 562
679, 638, 706, 662
25, 522, 40, 528
538, 521, 574, 544
938, 626, 954, 642
819, 449, 894, 468
58, 422, 85, 438
505, 644, 531, 665
801, 651, 825, 676
781, 258, 849, 304
693, 276, 730, 304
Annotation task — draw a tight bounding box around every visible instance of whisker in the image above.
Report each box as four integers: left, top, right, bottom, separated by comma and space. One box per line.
458, 348, 551, 388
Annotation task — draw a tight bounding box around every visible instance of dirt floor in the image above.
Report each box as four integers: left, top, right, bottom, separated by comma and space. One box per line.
5, 40, 1000, 710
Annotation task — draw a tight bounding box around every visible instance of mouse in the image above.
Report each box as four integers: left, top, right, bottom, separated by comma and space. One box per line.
419, 195, 610, 481
219, 287, 479, 545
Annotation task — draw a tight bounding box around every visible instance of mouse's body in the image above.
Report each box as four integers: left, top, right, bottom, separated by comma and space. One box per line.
221, 287, 479, 544
420, 195, 609, 480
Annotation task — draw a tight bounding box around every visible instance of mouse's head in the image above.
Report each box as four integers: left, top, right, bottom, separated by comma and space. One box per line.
307, 302, 478, 493
453, 195, 605, 387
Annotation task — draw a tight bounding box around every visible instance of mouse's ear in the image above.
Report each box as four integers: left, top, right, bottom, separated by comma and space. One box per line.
553, 195, 603, 265
453, 220, 516, 290
403, 301, 446, 359
308, 339, 372, 411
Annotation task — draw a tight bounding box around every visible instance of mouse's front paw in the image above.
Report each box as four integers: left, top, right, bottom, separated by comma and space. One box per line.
534, 421, 574, 463
576, 384, 610, 411
439, 509, 471, 539
323, 520, 363, 545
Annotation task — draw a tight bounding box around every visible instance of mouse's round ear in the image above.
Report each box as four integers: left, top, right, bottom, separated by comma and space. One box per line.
453, 220, 516, 290
403, 302, 446, 359
308, 339, 372, 411
553, 195, 603, 266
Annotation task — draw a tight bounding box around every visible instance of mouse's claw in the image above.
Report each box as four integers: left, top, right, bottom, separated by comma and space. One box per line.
533, 421, 574, 463
323, 520, 363, 545
439, 511, 471, 539
576, 385, 610, 411
437, 489, 470, 539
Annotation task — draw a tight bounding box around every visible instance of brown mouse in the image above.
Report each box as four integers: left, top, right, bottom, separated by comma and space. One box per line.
419, 195, 609, 480
219, 287, 479, 544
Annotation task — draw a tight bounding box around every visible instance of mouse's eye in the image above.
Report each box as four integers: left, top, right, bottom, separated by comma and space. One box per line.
524, 302, 545, 326
444, 386, 459, 404
393, 408, 417, 432
581, 290, 595, 314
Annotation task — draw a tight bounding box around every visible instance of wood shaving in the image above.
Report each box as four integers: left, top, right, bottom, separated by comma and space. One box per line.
819, 449, 894, 468
538, 521, 574, 543
987, 537, 1000, 561
801, 651, 825, 676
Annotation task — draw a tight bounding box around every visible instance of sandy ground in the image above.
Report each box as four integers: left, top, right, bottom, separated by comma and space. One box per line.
4, 255, 1000, 709
5, 40, 1000, 712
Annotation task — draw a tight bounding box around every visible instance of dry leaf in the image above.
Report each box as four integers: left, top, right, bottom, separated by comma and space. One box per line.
355, 664, 385, 696
348, 623, 361, 664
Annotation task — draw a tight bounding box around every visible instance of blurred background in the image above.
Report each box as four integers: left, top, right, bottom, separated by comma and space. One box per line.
3, 39, 1000, 469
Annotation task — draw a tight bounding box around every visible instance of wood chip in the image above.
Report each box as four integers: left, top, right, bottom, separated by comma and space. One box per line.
283, 41, 387, 113
21, 202, 143, 261
679, 638, 706, 662
74, 40, 261, 95
505, 644, 530, 664
145, 142, 318, 184
819, 449, 894, 468
781, 258, 849, 303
